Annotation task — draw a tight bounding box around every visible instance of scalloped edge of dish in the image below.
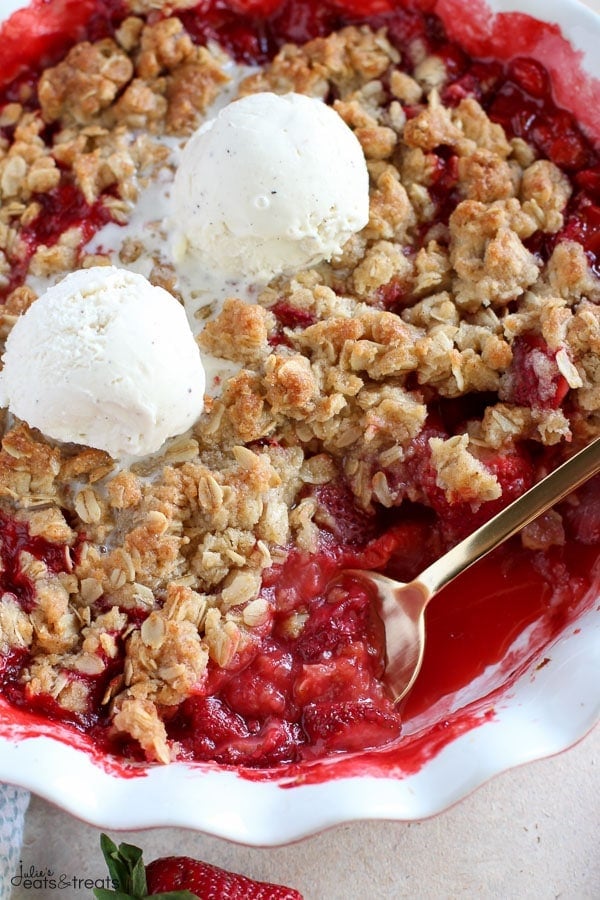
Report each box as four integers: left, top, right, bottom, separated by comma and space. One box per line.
0, 0, 599, 844
1, 603, 597, 844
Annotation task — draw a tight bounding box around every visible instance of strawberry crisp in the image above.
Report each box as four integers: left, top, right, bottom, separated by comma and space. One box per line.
0, 0, 598, 768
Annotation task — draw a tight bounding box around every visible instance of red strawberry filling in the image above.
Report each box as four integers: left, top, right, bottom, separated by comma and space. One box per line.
563, 477, 600, 545
0, 0, 598, 772
423, 446, 535, 544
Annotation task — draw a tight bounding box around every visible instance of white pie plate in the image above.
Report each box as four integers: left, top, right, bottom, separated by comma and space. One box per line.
0, 0, 598, 844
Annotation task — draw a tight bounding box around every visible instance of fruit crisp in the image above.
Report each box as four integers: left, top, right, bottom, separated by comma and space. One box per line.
0, 0, 598, 767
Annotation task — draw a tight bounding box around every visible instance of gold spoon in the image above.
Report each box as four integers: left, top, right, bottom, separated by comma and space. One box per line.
346, 436, 600, 702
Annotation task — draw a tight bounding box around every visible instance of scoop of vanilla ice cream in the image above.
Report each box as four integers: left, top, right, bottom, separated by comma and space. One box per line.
172, 91, 370, 283
0, 266, 205, 458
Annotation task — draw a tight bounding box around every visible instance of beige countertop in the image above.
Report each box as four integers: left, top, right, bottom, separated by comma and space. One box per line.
11, 723, 599, 899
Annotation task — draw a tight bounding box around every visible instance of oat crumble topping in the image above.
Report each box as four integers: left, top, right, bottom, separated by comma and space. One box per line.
0, 6, 598, 765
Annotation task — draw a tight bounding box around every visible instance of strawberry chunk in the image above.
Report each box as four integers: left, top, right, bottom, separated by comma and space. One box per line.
222, 644, 295, 718
312, 479, 380, 546
500, 333, 570, 409
175, 695, 303, 766
294, 578, 383, 667
267, 547, 341, 614
179, 695, 249, 757
302, 699, 402, 753
558, 195, 600, 274
563, 476, 600, 545
220, 718, 305, 767
270, 300, 317, 330
382, 419, 448, 507
482, 447, 536, 503
428, 149, 460, 223
575, 166, 600, 204
530, 109, 591, 170
423, 445, 535, 544
375, 275, 411, 309
343, 518, 443, 583
508, 57, 550, 99
293, 653, 374, 706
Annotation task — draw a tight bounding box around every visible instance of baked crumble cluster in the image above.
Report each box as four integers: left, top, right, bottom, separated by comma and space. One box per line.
0, 8, 599, 764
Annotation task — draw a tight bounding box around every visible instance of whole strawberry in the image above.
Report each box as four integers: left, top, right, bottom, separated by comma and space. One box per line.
94, 833, 304, 900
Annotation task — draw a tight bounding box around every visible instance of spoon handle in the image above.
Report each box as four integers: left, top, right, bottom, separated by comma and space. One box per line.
417, 436, 600, 598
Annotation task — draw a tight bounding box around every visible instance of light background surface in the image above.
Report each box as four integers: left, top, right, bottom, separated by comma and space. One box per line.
14, 726, 600, 898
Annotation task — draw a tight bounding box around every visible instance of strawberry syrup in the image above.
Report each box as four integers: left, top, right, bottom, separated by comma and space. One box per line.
0, 0, 598, 781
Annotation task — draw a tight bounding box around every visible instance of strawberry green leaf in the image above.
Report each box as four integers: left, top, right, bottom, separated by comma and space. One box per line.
116, 841, 148, 896
98, 834, 134, 895
95, 834, 148, 898
95, 835, 199, 899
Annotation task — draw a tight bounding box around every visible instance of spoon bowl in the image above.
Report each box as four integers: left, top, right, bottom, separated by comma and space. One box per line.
348, 437, 600, 702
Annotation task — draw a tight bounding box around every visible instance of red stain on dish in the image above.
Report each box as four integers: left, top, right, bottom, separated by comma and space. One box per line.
0, 0, 125, 90
434, 0, 600, 139
0, 696, 145, 779
0, 0, 599, 784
